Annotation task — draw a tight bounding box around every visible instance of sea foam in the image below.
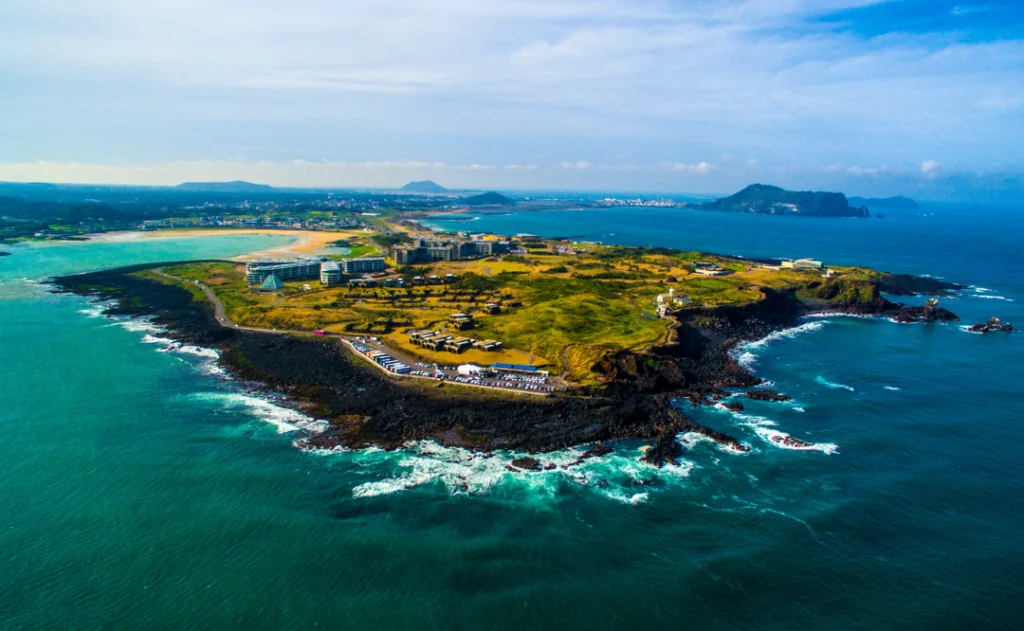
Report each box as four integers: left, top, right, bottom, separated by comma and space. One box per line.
731, 321, 827, 371
815, 376, 855, 392
349, 440, 696, 503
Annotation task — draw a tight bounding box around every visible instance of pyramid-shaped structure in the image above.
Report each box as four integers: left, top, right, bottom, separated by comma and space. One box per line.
260, 274, 285, 291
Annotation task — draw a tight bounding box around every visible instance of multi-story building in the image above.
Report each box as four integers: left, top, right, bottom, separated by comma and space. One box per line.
341, 257, 387, 275
395, 238, 507, 264
245, 259, 321, 285
320, 261, 343, 286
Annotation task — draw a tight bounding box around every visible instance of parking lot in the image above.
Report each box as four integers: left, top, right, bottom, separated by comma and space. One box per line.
347, 337, 562, 395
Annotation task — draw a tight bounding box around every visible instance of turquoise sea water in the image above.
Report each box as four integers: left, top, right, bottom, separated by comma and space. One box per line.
1, 211, 1022, 630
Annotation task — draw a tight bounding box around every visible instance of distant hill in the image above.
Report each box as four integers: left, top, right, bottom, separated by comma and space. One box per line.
848, 195, 918, 209
400, 180, 448, 194
464, 191, 514, 206
698, 184, 868, 218
174, 181, 274, 193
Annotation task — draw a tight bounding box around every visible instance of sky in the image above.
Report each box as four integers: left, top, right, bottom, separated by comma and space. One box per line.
2, 0, 1023, 199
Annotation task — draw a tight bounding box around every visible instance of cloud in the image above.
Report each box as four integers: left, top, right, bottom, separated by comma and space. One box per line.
668, 162, 712, 174
0, 0, 1021, 195
950, 4, 999, 17
921, 160, 943, 177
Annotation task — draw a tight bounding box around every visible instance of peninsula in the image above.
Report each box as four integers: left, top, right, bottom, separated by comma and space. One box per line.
52, 216, 963, 465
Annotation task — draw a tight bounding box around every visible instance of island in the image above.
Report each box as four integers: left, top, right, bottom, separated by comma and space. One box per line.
51, 216, 966, 467
463, 191, 515, 206
399, 180, 448, 194
697, 184, 869, 218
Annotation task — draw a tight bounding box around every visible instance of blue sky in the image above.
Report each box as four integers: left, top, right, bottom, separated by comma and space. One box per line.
1, 0, 1023, 199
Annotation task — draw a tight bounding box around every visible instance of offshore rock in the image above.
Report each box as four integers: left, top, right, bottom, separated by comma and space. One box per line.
894, 298, 960, 323
641, 431, 684, 468
721, 401, 745, 413
746, 389, 792, 403
969, 317, 1014, 333
511, 456, 541, 471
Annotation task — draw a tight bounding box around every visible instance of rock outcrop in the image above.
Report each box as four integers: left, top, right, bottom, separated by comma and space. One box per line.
968, 317, 1014, 333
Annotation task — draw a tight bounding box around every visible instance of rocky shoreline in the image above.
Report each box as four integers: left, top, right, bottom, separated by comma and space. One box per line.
51, 263, 962, 467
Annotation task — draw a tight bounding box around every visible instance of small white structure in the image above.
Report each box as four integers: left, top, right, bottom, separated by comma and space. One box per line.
457, 364, 484, 376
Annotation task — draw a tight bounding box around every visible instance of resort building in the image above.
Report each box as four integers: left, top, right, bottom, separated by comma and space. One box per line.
320, 261, 343, 286
781, 258, 824, 270
393, 238, 509, 265
449, 313, 475, 330
341, 257, 386, 275
245, 258, 321, 285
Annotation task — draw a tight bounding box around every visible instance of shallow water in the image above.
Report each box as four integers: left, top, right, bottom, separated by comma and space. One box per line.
1, 210, 1023, 629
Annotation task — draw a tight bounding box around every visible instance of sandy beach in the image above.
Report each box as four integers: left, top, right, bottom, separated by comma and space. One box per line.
87, 228, 367, 259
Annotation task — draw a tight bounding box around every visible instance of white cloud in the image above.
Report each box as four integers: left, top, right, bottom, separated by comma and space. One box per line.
0, 0, 1021, 190
921, 160, 943, 177
668, 161, 712, 174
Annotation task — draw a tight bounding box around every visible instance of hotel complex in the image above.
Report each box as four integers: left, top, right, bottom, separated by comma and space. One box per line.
393, 238, 510, 265
245, 259, 322, 285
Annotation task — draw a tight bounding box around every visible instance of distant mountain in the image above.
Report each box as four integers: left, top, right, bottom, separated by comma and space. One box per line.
174, 181, 274, 193
464, 191, 514, 206
400, 180, 448, 193
698, 184, 869, 218
848, 195, 919, 209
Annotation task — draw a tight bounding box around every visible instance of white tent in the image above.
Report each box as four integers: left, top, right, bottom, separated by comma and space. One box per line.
457, 364, 483, 376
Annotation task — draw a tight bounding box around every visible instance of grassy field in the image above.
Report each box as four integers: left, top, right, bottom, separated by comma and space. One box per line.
160, 240, 838, 384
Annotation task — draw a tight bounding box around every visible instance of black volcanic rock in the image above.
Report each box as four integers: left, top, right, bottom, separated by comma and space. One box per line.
876, 273, 965, 296
698, 184, 869, 218
747, 389, 792, 402
511, 456, 541, 470
968, 317, 1014, 333
642, 432, 684, 468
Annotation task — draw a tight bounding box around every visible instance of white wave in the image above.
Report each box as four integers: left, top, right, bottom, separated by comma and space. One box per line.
753, 427, 839, 455
144, 334, 177, 346
730, 321, 827, 372
884, 385, 902, 391
194, 392, 328, 435
792, 406, 806, 413
727, 411, 838, 455
679, 431, 749, 455
175, 344, 220, 359
736, 351, 757, 369
973, 287, 992, 293
114, 319, 166, 334
973, 295, 1014, 301
78, 304, 109, 318
350, 440, 695, 502
815, 376, 855, 392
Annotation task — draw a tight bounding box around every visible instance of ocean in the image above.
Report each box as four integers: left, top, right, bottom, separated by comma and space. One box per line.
1, 208, 1021, 630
